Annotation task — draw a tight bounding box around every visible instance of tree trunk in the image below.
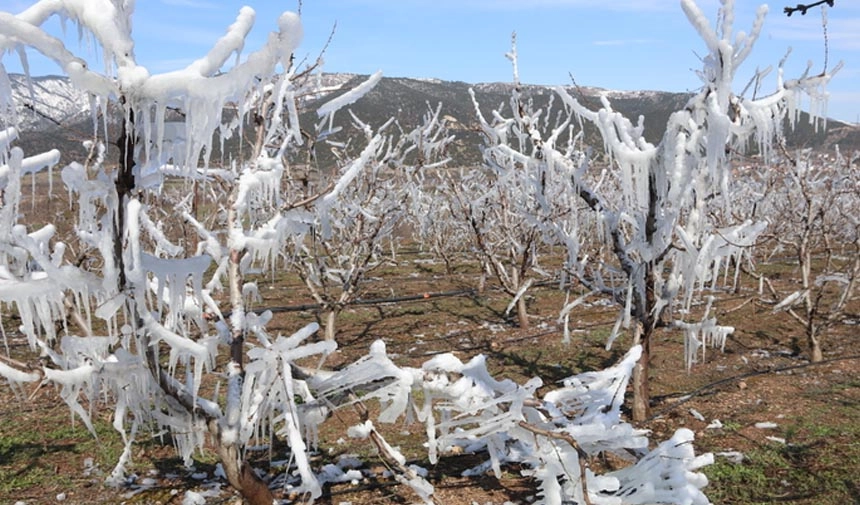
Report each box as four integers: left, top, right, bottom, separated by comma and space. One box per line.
223, 211, 275, 505
631, 169, 659, 422
324, 308, 338, 342
114, 99, 136, 292
632, 322, 651, 422
808, 328, 823, 362
511, 267, 529, 329
516, 295, 529, 330
478, 271, 487, 295
216, 437, 275, 505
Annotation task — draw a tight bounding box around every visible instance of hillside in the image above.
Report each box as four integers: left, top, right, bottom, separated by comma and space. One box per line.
5, 73, 859, 167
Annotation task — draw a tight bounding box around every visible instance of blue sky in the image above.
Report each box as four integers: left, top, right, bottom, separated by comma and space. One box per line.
1, 0, 858, 123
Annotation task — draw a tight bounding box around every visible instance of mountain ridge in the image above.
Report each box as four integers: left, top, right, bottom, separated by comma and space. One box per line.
4, 72, 858, 167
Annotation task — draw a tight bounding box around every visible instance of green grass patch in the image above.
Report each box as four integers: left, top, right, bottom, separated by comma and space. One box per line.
0, 407, 133, 497
706, 411, 860, 505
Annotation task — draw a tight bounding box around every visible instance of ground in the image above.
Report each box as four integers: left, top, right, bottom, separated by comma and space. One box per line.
1, 250, 858, 505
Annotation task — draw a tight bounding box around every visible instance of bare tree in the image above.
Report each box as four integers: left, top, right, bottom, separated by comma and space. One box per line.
444, 165, 555, 329
409, 165, 471, 275
295, 106, 451, 341
756, 147, 860, 361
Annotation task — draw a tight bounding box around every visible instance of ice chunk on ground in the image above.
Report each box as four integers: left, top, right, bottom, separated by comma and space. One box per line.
182, 491, 206, 505
755, 422, 778, 429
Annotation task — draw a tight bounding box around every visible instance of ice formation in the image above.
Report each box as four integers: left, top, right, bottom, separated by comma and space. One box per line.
677, 297, 734, 371
2, 0, 835, 502
0, 1, 337, 492
469, 0, 837, 374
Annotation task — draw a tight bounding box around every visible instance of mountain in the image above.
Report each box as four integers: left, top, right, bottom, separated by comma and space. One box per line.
4, 73, 859, 167
309, 75, 860, 166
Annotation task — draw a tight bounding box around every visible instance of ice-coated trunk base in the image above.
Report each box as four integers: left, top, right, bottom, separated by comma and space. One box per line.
217, 441, 274, 505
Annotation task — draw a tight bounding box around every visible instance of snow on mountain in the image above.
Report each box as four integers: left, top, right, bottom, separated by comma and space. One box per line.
473, 81, 664, 101
300, 73, 356, 102
8, 74, 93, 130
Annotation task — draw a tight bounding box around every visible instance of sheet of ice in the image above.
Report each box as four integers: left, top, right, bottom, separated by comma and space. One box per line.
755, 421, 778, 429
141, 311, 216, 399
600, 428, 713, 505
140, 253, 212, 328
0, 274, 67, 347
317, 463, 362, 486
321, 134, 383, 209
234, 323, 337, 499
677, 297, 733, 370
395, 471, 435, 505
309, 339, 413, 423
0, 126, 17, 152
0, 9, 116, 96
233, 157, 283, 216
182, 491, 206, 505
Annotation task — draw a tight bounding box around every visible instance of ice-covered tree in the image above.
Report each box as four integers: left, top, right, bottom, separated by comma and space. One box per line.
471, 0, 839, 420
442, 163, 561, 329
0, 2, 720, 504
0, 121, 716, 505
409, 167, 471, 274
0, 2, 390, 502
295, 104, 451, 341
750, 147, 860, 362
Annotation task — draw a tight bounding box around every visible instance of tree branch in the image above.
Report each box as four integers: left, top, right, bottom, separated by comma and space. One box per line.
784, 0, 834, 16
517, 421, 593, 505
352, 398, 441, 505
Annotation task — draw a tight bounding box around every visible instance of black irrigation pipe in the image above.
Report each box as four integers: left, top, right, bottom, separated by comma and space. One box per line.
648, 353, 860, 421
228, 273, 585, 319
232, 273, 610, 319
231, 275, 761, 324
227, 288, 478, 318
